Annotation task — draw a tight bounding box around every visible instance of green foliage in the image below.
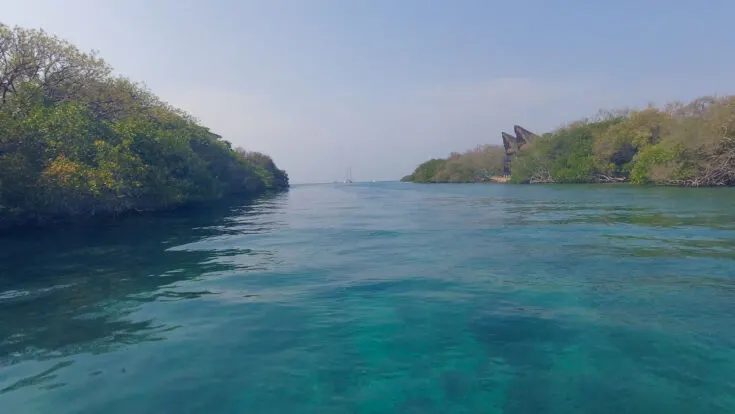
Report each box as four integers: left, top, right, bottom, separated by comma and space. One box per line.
402, 145, 505, 183
511, 120, 620, 183
510, 96, 735, 186
401, 158, 447, 182
0, 23, 288, 230
629, 143, 685, 184
406, 95, 735, 187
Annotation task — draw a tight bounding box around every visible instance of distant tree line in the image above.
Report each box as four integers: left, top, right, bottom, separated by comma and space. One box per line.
0, 23, 288, 230
400, 145, 506, 183
402, 95, 735, 186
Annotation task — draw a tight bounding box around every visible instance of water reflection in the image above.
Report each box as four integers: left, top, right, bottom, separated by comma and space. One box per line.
1, 360, 74, 394
2, 184, 735, 413
0, 195, 286, 366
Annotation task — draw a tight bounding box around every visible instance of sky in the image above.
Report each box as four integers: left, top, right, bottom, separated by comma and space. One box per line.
2, 0, 735, 183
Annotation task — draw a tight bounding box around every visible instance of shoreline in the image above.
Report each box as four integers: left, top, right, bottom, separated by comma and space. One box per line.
401, 178, 734, 187
0, 189, 289, 236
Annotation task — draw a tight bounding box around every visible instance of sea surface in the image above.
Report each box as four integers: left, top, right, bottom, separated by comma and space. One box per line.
1, 182, 735, 413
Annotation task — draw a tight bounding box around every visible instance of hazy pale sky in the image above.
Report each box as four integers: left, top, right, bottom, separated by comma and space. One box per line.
3, 0, 735, 183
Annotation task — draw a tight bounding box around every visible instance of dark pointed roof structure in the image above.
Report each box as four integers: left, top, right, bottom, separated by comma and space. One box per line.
502, 132, 521, 154
501, 125, 538, 175
513, 125, 537, 145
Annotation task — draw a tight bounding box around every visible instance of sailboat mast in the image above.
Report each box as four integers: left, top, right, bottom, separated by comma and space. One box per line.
344, 167, 353, 183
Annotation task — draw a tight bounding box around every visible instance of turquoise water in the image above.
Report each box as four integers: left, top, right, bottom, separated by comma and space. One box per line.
2, 183, 735, 413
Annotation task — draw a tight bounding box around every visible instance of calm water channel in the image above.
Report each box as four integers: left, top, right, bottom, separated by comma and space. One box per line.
1, 183, 734, 413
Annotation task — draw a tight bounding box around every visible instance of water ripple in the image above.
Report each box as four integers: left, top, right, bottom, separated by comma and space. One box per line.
1, 184, 735, 413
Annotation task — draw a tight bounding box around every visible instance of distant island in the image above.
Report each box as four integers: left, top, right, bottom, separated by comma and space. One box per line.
401, 95, 735, 187
0, 24, 288, 231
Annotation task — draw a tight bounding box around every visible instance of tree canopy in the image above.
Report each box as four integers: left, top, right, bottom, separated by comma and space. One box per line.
0, 23, 288, 230
401, 145, 506, 183
403, 95, 735, 187
511, 96, 735, 186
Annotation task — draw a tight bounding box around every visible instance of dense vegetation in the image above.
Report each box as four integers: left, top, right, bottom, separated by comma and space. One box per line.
400, 145, 506, 183
0, 24, 287, 230
511, 96, 735, 185
403, 95, 735, 187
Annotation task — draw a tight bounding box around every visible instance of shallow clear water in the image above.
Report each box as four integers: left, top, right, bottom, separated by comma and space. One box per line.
2, 183, 735, 413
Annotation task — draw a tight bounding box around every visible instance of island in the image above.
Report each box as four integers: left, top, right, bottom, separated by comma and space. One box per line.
401, 96, 735, 187
0, 24, 288, 232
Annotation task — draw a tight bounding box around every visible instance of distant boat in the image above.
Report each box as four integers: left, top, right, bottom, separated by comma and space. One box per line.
343, 167, 353, 184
